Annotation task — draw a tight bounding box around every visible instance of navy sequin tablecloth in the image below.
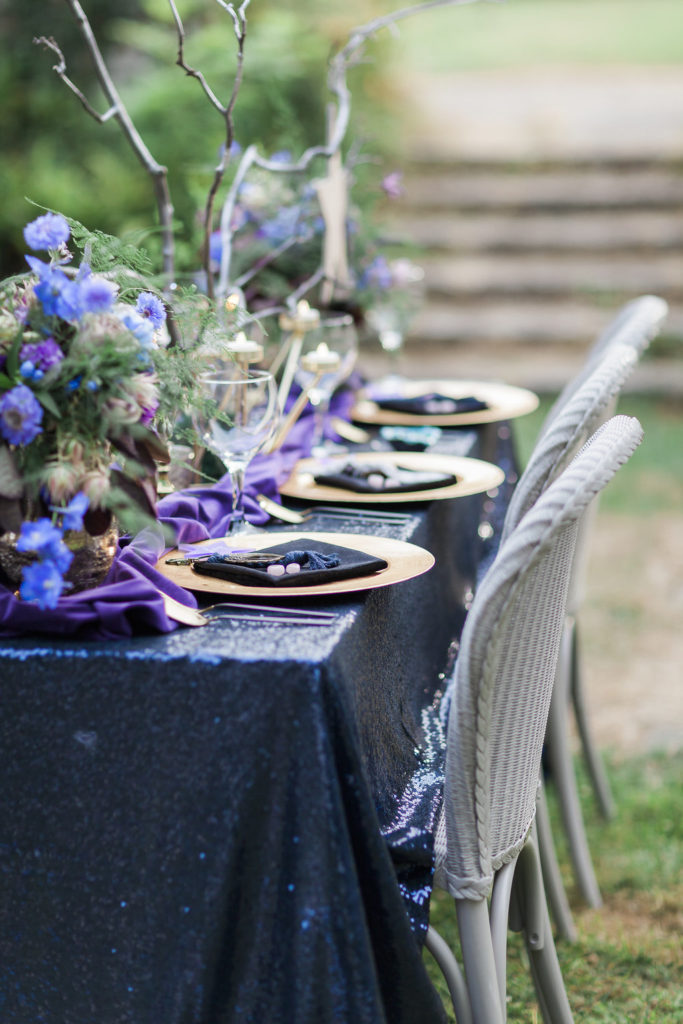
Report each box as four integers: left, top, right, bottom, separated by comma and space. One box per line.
0, 425, 518, 1024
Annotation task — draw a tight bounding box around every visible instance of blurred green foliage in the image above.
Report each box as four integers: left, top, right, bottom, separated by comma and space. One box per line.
0, 0, 399, 280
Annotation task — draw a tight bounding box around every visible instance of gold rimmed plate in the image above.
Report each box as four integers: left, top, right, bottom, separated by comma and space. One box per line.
279, 451, 505, 505
156, 531, 435, 598
350, 379, 539, 426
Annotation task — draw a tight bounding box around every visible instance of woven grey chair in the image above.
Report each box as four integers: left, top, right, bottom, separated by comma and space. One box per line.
500, 340, 659, 912
425, 416, 644, 1024
539, 294, 667, 441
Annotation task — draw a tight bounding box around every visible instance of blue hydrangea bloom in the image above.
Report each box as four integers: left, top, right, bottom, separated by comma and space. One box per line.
79, 275, 117, 315
57, 492, 89, 532
0, 384, 44, 445
23, 213, 71, 252
19, 560, 66, 610
135, 291, 166, 329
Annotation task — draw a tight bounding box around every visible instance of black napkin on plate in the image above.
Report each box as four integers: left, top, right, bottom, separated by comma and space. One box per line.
373, 392, 489, 415
191, 538, 388, 588
314, 461, 458, 494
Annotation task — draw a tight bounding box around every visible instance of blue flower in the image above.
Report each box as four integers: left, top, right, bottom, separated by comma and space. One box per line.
30, 262, 80, 321
20, 361, 44, 382
19, 560, 66, 610
66, 376, 82, 392
118, 310, 155, 347
55, 492, 89, 532
16, 518, 63, 555
0, 384, 44, 445
23, 213, 71, 252
46, 538, 74, 575
135, 291, 166, 329
79, 275, 117, 314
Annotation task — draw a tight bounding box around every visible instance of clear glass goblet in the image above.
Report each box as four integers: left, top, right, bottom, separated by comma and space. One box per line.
293, 313, 357, 457
195, 369, 279, 533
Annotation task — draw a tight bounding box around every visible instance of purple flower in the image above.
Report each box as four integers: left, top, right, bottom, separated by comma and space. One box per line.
256, 206, 305, 245
360, 255, 393, 291
23, 213, 71, 252
16, 518, 63, 555
20, 338, 64, 373
381, 172, 404, 199
56, 492, 89, 532
19, 560, 66, 610
0, 384, 44, 445
135, 291, 166, 329
79, 275, 117, 314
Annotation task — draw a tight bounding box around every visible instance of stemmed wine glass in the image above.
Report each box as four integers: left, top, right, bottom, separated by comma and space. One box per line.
293, 313, 357, 457
194, 368, 279, 533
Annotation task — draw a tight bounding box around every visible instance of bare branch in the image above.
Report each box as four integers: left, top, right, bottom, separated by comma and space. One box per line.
34, 36, 118, 123
36, 0, 176, 289
168, 0, 250, 300
167, 0, 226, 114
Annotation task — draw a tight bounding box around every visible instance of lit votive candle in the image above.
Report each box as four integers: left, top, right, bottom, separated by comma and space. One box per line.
279, 300, 321, 335
225, 331, 264, 364
301, 342, 341, 374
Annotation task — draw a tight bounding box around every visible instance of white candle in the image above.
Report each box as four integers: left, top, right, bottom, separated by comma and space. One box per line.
301, 342, 341, 374
279, 300, 321, 335
225, 331, 264, 363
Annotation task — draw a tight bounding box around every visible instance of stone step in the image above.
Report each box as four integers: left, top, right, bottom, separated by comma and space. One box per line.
419, 253, 683, 302
387, 209, 683, 254
400, 167, 683, 213
406, 298, 683, 346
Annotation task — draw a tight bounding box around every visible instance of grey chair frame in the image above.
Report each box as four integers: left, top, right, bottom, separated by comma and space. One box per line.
426, 416, 644, 1024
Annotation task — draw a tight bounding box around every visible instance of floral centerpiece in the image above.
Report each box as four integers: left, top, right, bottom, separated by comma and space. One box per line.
0, 211, 176, 609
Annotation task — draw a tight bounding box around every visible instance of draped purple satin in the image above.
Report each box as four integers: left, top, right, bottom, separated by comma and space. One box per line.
0, 408, 322, 640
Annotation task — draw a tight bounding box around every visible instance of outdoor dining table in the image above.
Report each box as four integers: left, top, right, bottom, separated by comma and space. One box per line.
0, 422, 517, 1024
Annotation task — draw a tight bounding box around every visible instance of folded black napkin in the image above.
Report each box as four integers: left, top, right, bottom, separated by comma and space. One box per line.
313, 461, 458, 494
191, 539, 388, 588
373, 392, 489, 416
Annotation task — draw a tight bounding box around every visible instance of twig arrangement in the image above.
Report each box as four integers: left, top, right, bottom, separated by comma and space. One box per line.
34, 0, 493, 323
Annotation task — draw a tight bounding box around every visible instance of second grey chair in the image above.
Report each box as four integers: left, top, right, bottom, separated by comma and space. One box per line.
425, 415, 644, 1024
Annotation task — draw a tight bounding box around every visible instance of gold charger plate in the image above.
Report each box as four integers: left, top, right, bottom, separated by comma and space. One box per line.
279, 451, 505, 505
351, 379, 539, 426
156, 531, 435, 598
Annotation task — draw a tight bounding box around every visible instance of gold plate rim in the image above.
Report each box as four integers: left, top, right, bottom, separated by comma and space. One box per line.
350, 378, 539, 426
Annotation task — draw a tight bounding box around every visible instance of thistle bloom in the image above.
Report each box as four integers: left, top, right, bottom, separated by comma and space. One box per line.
135, 291, 166, 329
19, 560, 66, 610
0, 384, 44, 445
23, 213, 71, 252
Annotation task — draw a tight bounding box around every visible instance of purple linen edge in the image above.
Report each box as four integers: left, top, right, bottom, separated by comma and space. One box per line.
0, 402, 323, 641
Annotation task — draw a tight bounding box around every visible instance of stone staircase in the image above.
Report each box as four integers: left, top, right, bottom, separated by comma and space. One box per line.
378, 157, 683, 393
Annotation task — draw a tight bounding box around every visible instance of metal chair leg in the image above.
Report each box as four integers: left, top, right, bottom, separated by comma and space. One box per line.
546, 624, 602, 908
425, 925, 473, 1024
455, 898, 506, 1024
515, 840, 574, 1024
570, 618, 616, 820
534, 783, 577, 942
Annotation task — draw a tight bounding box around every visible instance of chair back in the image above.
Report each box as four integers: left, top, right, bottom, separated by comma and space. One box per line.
540, 294, 667, 438
501, 343, 637, 543
440, 416, 643, 901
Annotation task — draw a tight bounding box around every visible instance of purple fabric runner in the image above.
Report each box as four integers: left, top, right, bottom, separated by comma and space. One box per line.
0, 400, 333, 641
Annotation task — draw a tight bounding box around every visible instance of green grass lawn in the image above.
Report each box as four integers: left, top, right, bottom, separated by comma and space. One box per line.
391, 0, 683, 73
425, 751, 683, 1022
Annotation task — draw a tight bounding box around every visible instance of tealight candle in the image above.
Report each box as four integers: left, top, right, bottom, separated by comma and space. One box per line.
225, 331, 264, 364
279, 299, 321, 335
301, 342, 341, 374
